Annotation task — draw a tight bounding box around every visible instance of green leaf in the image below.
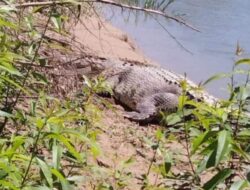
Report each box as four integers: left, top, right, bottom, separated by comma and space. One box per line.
235, 59, 250, 66
155, 129, 164, 141
12, 136, 25, 150
28, 43, 36, 55
196, 141, 218, 173
230, 180, 248, 190
0, 61, 22, 76
90, 141, 101, 158
206, 149, 216, 168
30, 101, 37, 116
36, 158, 53, 188
83, 75, 92, 88
0, 180, 18, 190
0, 170, 8, 180
0, 18, 17, 29
46, 133, 81, 161
178, 94, 188, 109
47, 117, 63, 125
0, 110, 13, 118
203, 168, 232, 190
52, 143, 63, 170
0, 76, 30, 95
216, 130, 230, 166
165, 113, 182, 125
36, 118, 45, 129
238, 129, 250, 137
32, 71, 48, 84
51, 169, 70, 190
159, 152, 172, 177
51, 15, 62, 31
32, 186, 51, 190
231, 142, 250, 161
32, 6, 46, 13
0, 6, 17, 12
161, 161, 171, 177
123, 156, 134, 166
247, 171, 250, 183
192, 130, 217, 154
238, 86, 250, 101
202, 73, 227, 86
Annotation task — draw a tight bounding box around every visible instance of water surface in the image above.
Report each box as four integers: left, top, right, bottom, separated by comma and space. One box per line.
104, 0, 250, 98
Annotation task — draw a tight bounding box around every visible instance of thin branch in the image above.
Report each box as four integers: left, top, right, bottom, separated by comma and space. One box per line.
146, 140, 159, 176
12, 1, 73, 8
181, 87, 196, 176
96, 0, 200, 31
0, 1, 55, 134
11, 0, 200, 31
15, 61, 54, 68
152, 15, 193, 55
234, 71, 250, 136
20, 118, 48, 188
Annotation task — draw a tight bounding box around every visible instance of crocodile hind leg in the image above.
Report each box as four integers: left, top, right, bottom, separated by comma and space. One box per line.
123, 92, 179, 121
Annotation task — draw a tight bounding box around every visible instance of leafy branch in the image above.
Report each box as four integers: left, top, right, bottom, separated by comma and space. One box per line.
10, 0, 199, 31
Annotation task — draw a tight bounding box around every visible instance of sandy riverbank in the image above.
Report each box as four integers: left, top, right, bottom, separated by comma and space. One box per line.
60, 15, 195, 189
70, 16, 150, 62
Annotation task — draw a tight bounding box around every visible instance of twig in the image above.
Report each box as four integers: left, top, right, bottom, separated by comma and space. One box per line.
146, 140, 159, 176
0, 1, 54, 134
1, 8, 55, 177
12, 1, 73, 8
43, 35, 71, 46
11, 0, 200, 31
95, 0, 200, 31
234, 70, 250, 136
152, 15, 193, 55
181, 86, 196, 175
15, 60, 54, 68
20, 118, 48, 188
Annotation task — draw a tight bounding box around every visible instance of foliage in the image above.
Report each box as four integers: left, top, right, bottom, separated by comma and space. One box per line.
154, 59, 250, 189
0, 1, 106, 189
0, 0, 249, 190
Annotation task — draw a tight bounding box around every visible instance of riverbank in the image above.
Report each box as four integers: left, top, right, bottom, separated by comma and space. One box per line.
70, 16, 150, 63
65, 15, 196, 189
2, 3, 248, 189
40, 13, 219, 189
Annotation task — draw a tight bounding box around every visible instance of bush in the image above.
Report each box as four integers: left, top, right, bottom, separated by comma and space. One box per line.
0, 1, 249, 189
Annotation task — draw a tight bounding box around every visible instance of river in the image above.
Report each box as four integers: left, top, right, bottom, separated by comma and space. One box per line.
104, 0, 250, 98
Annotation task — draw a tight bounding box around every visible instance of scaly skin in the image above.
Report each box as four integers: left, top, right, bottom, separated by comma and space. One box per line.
99, 59, 218, 121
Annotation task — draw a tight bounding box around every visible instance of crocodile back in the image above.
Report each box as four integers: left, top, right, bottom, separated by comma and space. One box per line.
101, 60, 218, 110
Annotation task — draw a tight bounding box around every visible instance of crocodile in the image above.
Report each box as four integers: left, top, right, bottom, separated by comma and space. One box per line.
85, 58, 218, 121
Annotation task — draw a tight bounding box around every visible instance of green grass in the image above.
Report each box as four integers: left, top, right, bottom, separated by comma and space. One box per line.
0, 1, 249, 189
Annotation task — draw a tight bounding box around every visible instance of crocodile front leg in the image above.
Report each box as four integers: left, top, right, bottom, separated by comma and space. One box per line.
123, 92, 179, 121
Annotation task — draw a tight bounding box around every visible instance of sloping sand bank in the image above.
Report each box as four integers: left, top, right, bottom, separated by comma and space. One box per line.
66, 16, 197, 189
41, 15, 203, 189
70, 16, 148, 62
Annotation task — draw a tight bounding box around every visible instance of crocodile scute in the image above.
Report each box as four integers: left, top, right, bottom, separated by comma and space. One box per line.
96, 59, 218, 121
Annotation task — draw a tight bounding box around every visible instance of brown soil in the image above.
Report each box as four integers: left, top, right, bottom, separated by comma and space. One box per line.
41, 16, 203, 189
70, 16, 196, 189
70, 16, 148, 62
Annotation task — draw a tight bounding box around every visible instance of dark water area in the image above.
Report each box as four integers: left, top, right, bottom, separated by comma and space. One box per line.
104, 0, 250, 98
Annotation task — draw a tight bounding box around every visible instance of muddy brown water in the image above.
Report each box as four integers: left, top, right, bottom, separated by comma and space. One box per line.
104, 0, 250, 98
